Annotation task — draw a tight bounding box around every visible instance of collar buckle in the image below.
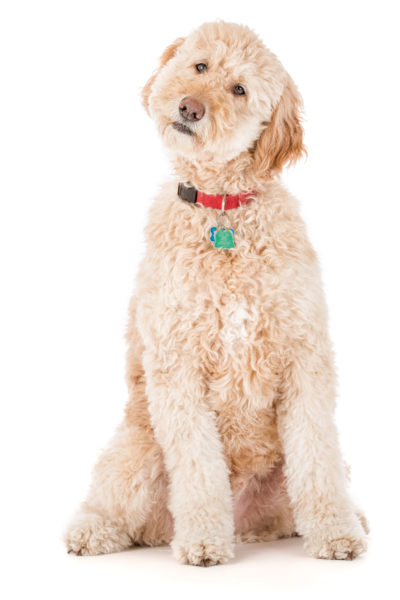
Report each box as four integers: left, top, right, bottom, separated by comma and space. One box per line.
177, 182, 197, 203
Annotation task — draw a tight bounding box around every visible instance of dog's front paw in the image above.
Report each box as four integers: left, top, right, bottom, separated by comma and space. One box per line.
171, 536, 234, 566
304, 530, 367, 560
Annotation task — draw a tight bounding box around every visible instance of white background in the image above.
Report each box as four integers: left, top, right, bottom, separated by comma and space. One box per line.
1, 0, 399, 598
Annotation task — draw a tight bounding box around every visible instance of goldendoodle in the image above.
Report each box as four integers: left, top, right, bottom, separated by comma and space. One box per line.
65, 21, 368, 566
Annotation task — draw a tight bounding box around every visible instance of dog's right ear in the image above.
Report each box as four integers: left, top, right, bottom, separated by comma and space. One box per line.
141, 37, 186, 114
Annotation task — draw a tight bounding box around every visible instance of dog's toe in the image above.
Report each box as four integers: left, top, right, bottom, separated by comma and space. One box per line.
64, 511, 132, 556
305, 534, 367, 560
171, 538, 234, 567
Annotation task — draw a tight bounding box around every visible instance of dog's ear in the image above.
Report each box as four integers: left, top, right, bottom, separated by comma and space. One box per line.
252, 77, 306, 177
141, 37, 186, 114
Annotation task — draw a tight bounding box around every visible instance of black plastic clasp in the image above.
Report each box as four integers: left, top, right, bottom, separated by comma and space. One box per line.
178, 182, 198, 204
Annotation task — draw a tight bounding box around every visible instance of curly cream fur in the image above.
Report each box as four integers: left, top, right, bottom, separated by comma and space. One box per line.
65, 21, 368, 566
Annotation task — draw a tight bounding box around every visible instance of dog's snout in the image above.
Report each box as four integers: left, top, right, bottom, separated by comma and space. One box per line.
179, 97, 205, 122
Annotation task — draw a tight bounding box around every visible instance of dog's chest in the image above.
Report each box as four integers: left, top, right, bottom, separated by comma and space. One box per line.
219, 294, 253, 344
205, 257, 279, 352
193, 255, 284, 398
165, 248, 284, 362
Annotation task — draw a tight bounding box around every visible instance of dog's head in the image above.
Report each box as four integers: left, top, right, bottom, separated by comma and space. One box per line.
142, 22, 305, 176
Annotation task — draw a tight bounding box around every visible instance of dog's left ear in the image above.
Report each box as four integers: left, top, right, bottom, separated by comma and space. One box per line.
252, 76, 306, 177
141, 37, 186, 114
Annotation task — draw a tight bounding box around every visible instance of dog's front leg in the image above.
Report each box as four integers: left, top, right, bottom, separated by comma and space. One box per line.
143, 351, 235, 566
277, 347, 367, 560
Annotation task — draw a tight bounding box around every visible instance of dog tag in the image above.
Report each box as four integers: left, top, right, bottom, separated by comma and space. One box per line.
209, 226, 235, 248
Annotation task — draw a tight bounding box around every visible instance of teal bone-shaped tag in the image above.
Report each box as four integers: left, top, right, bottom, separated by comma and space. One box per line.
210, 226, 235, 248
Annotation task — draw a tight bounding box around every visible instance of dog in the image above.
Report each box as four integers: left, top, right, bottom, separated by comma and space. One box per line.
65, 21, 368, 566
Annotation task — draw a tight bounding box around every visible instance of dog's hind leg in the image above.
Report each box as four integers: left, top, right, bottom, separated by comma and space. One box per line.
65, 506, 132, 556
65, 297, 172, 556
64, 413, 170, 556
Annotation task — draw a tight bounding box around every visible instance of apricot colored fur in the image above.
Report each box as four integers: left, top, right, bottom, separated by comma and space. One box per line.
65, 21, 368, 566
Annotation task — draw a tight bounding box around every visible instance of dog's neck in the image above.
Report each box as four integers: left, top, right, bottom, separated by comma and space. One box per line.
172, 151, 262, 195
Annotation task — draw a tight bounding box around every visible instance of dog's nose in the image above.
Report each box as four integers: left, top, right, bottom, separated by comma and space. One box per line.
179, 97, 205, 122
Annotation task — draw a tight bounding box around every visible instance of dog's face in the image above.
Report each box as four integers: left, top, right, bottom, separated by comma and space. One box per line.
142, 22, 305, 174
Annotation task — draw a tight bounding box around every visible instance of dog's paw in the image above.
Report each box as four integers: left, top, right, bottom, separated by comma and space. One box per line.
64, 511, 132, 556
304, 531, 367, 560
171, 537, 234, 566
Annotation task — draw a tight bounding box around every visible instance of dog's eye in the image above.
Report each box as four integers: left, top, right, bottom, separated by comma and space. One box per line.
195, 63, 207, 73
233, 85, 246, 96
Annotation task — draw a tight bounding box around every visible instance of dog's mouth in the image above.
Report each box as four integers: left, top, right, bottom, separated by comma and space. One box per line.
172, 121, 195, 136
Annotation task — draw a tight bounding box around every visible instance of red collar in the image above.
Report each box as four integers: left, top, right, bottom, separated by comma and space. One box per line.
178, 182, 255, 210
